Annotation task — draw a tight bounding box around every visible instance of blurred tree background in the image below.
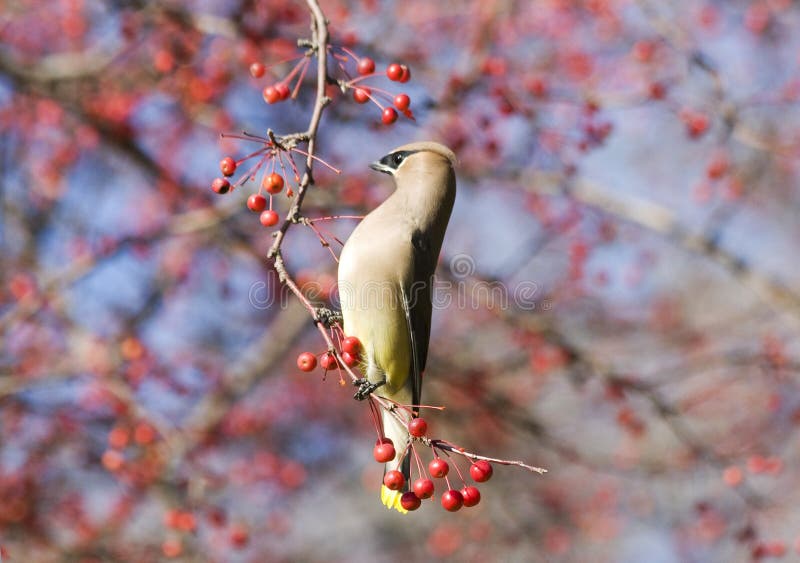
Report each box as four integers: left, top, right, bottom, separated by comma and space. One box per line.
2, 0, 800, 561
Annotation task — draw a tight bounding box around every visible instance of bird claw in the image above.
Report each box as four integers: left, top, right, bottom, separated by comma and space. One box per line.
353, 378, 384, 400
314, 307, 342, 327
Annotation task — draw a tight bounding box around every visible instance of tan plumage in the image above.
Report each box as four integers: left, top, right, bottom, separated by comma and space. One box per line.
337, 142, 457, 513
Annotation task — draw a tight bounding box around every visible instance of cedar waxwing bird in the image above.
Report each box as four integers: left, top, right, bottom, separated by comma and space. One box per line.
337, 141, 457, 513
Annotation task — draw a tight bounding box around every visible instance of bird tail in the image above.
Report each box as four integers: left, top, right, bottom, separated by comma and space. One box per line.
380, 407, 411, 514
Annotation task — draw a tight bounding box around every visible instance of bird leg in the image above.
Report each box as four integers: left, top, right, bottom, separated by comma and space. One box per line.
314, 307, 342, 327
353, 378, 385, 400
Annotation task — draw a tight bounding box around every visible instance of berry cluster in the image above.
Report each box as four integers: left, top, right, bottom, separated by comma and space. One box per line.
296, 334, 508, 514
371, 428, 494, 513
247, 46, 414, 126
210, 131, 341, 233
248, 55, 311, 106
212, 46, 415, 229
334, 48, 414, 125
211, 150, 295, 228
296, 335, 362, 376
101, 421, 160, 482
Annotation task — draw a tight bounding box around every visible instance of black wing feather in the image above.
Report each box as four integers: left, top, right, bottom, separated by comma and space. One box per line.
403, 230, 436, 415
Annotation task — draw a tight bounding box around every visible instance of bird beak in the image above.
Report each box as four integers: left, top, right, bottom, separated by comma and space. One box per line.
369, 161, 393, 175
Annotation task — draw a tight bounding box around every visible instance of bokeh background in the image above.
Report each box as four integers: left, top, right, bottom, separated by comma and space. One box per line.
3, 0, 800, 561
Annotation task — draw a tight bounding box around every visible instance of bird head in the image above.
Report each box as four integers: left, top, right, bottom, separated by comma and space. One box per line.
369, 141, 457, 178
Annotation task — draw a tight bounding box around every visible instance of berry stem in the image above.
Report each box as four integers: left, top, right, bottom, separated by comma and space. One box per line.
339, 46, 361, 63
232, 158, 266, 191
444, 450, 467, 485
412, 444, 425, 478
308, 215, 365, 222
263, 54, 306, 74
290, 148, 342, 174
237, 146, 271, 164
282, 57, 311, 89
291, 58, 311, 99
282, 150, 303, 183
276, 151, 291, 185
303, 220, 344, 250
345, 74, 381, 86
368, 397, 383, 439
427, 439, 547, 474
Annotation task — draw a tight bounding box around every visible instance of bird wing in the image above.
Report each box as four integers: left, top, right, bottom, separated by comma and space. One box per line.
403, 229, 436, 414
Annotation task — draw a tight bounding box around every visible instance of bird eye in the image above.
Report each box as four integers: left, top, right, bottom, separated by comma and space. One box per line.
393, 153, 405, 166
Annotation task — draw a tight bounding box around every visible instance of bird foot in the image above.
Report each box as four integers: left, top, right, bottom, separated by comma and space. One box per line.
353, 378, 385, 400
314, 307, 342, 327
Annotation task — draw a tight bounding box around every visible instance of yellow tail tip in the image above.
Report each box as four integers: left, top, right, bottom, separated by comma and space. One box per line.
380, 485, 409, 514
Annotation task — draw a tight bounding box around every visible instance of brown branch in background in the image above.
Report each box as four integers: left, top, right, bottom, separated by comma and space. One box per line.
0, 201, 248, 333
434, 253, 770, 505
170, 299, 311, 465
522, 171, 800, 332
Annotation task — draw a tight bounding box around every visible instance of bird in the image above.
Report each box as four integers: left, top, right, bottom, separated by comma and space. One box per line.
337, 141, 457, 513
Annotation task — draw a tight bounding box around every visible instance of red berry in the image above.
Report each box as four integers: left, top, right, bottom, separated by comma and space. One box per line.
319, 352, 339, 370
353, 87, 370, 104
264, 172, 284, 194
400, 491, 421, 511
706, 154, 729, 180
247, 194, 267, 212
413, 478, 434, 499
386, 63, 403, 81
469, 460, 493, 482
342, 336, 362, 355
275, 83, 290, 100
341, 352, 358, 367
108, 426, 130, 449
441, 489, 464, 512
263, 86, 280, 104
229, 524, 249, 548
357, 57, 375, 75
383, 469, 405, 491
373, 439, 396, 463
461, 485, 481, 507
428, 458, 449, 478
680, 108, 709, 139
220, 156, 237, 177
399, 65, 411, 83
526, 76, 549, 98
648, 82, 667, 100
249, 62, 265, 78
632, 40, 656, 63
176, 512, 196, 532
259, 210, 279, 227
133, 423, 155, 445
207, 507, 226, 527
408, 418, 427, 438
211, 178, 230, 194
382, 107, 398, 125
296, 352, 317, 372
162, 538, 182, 558
393, 94, 410, 111
163, 508, 181, 528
